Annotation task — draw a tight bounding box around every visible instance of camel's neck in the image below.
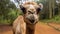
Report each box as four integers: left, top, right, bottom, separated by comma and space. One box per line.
26, 24, 35, 34
23, 15, 35, 34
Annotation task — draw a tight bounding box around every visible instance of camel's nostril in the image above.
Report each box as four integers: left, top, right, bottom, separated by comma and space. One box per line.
29, 19, 35, 23
26, 14, 36, 23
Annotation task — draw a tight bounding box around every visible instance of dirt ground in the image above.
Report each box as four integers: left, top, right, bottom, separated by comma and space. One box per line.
0, 22, 60, 34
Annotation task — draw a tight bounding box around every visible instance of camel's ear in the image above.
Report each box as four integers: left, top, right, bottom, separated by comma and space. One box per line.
36, 3, 43, 14
19, 5, 26, 14
39, 3, 43, 10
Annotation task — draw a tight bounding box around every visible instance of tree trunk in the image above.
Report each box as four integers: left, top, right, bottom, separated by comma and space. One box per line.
58, 0, 60, 15
52, 0, 56, 17
49, 0, 52, 19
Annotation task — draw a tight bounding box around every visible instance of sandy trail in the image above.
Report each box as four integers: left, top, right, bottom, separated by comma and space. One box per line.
0, 23, 60, 34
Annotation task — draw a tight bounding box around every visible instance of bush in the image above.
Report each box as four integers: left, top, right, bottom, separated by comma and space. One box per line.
0, 9, 22, 25
40, 15, 60, 24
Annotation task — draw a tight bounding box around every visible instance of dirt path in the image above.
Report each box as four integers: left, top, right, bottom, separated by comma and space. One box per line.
0, 23, 60, 34
35, 23, 60, 34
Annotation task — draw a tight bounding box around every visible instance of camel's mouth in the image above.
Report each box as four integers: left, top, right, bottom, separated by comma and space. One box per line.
26, 18, 38, 24
28, 19, 35, 24
25, 15, 37, 24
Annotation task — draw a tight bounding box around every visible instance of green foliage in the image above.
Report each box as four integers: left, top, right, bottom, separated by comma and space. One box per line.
40, 15, 60, 24
0, 9, 22, 25
0, 0, 22, 25
52, 15, 60, 23
0, 0, 60, 25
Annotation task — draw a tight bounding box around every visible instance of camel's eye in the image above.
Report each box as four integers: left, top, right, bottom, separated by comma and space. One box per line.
20, 5, 26, 14
36, 8, 41, 14
36, 8, 41, 12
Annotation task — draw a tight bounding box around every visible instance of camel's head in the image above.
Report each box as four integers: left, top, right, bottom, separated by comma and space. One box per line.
19, 2, 43, 24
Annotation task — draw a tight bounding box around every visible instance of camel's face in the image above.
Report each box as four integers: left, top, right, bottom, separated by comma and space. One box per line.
20, 2, 43, 24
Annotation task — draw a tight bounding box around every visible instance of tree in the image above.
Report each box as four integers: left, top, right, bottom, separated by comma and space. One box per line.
58, 0, 60, 15
48, 0, 56, 19
48, 0, 53, 19
0, 0, 18, 24
52, 0, 56, 16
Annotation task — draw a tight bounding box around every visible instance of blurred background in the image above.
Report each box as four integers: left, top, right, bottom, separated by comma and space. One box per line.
0, 0, 60, 25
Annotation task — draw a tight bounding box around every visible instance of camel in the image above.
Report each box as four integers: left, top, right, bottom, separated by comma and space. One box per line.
13, 1, 43, 34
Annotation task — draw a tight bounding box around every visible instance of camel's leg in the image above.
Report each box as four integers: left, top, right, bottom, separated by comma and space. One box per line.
13, 29, 22, 34
13, 30, 15, 34
13, 23, 22, 34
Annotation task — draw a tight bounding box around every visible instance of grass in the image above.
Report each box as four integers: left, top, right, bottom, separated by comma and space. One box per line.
0, 19, 11, 25
0, 15, 60, 25
40, 15, 60, 31
40, 15, 60, 24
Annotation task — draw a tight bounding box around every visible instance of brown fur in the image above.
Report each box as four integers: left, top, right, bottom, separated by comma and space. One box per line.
13, 1, 43, 34
22, 2, 40, 9
13, 16, 26, 34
